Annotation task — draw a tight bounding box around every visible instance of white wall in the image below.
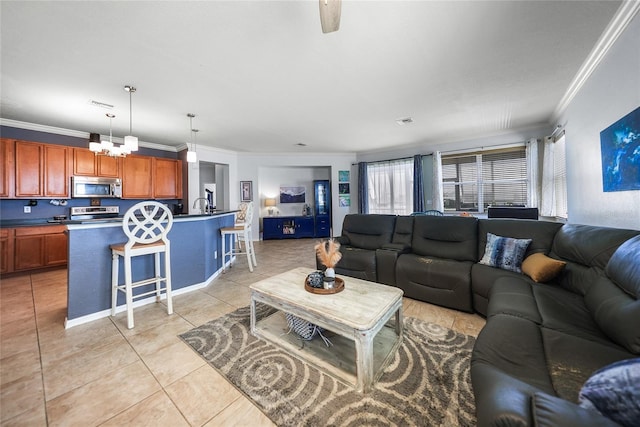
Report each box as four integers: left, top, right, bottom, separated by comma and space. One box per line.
238, 152, 357, 237
259, 166, 329, 218
558, 13, 640, 230
187, 145, 238, 214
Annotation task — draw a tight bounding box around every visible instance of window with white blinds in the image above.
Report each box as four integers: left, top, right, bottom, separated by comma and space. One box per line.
442, 146, 528, 213
367, 158, 414, 215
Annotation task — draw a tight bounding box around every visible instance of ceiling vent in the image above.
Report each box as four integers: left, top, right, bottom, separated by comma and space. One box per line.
396, 117, 414, 125
89, 100, 114, 109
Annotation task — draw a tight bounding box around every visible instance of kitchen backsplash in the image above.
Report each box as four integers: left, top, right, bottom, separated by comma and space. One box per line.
0, 198, 181, 220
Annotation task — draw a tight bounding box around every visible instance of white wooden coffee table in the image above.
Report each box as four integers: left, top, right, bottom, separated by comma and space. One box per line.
250, 267, 403, 392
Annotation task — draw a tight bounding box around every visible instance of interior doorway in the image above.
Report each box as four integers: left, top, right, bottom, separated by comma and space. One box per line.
199, 161, 229, 211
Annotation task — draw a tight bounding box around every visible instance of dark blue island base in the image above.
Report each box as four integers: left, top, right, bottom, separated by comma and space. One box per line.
65, 212, 235, 328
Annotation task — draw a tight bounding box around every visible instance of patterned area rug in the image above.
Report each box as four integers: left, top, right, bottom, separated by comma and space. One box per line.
180, 305, 476, 426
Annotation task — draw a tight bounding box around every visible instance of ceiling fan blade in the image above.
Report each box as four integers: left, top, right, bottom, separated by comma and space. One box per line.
319, 0, 341, 33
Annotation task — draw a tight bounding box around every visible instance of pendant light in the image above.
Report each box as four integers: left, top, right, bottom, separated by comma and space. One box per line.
102, 114, 119, 156
88, 132, 101, 153
123, 85, 139, 152
319, 0, 341, 33
186, 113, 197, 163
89, 113, 130, 157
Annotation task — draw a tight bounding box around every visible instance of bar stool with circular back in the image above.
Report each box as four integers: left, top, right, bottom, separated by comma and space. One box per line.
233, 202, 249, 249
110, 201, 174, 329
221, 201, 257, 272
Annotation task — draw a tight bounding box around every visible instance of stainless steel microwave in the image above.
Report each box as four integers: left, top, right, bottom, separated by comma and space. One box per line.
71, 176, 122, 198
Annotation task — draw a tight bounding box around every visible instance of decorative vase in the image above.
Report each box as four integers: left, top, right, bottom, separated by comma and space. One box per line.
323, 267, 335, 289
307, 271, 324, 288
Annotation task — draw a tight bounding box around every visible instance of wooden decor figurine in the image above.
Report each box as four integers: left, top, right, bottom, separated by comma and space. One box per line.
314, 239, 342, 287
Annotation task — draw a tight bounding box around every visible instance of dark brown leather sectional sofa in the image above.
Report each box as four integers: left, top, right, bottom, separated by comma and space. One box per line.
324, 214, 640, 427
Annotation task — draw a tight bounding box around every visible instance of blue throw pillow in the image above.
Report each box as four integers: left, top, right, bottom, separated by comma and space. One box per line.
578, 358, 640, 427
479, 233, 532, 273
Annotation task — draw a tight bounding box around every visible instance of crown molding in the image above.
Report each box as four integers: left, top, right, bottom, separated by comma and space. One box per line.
552, 0, 640, 121
197, 143, 239, 156
1, 118, 89, 139
239, 151, 356, 158
0, 118, 178, 152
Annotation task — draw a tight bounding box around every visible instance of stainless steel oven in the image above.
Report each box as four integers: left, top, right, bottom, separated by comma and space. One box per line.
71, 176, 122, 198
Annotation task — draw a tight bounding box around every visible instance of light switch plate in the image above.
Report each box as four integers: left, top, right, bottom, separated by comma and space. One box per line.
24, 206, 31, 213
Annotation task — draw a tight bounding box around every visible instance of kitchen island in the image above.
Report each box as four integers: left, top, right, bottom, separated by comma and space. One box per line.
65, 211, 236, 328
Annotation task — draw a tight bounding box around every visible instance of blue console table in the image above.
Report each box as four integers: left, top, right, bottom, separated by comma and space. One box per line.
263, 216, 315, 239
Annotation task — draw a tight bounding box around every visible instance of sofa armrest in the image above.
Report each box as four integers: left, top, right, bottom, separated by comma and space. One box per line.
381, 243, 411, 253
532, 393, 620, 427
376, 246, 407, 286
336, 235, 350, 246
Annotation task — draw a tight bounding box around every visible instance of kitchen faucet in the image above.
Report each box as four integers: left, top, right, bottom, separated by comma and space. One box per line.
193, 197, 209, 215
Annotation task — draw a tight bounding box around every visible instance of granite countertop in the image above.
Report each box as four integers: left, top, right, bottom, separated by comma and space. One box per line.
1, 210, 237, 228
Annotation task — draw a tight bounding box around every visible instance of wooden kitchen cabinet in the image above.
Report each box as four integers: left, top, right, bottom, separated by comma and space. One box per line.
44, 144, 69, 197
12, 225, 67, 272
14, 234, 45, 271
122, 155, 153, 199
4, 139, 180, 201
153, 158, 182, 199
15, 141, 42, 197
14, 141, 70, 198
0, 138, 15, 198
0, 228, 14, 274
44, 232, 68, 266
73, 148, 96, 175
73, 148, 120, 178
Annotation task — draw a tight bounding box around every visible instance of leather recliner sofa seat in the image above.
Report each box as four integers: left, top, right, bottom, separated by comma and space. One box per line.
472, 230, 640, 426
394, 215, 478, 312
326, 214, 639, 427
331, 214, 396, 282
471, 218, 564, 315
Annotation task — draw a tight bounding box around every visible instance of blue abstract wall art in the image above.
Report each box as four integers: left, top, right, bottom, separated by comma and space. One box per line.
279, 186, 306, 203
600, 106, 640, 192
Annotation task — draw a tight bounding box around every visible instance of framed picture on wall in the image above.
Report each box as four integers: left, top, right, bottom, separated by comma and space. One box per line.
240, 181, 253, 202
339, 194, 350, 207
600, 106, 640, 192
279, 186, 306, 203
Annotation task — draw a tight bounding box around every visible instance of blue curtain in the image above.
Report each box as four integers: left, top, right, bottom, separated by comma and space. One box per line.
358, 162, 368, 214
413, 155, 424, 212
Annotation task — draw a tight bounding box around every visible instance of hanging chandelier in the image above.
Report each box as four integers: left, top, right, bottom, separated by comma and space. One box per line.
89, 113, 131, 157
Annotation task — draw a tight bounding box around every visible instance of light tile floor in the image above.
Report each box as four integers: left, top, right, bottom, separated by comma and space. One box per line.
1, 239, 486, 426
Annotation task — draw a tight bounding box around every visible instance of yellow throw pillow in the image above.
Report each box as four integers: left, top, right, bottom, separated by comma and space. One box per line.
522, 253, 567, 283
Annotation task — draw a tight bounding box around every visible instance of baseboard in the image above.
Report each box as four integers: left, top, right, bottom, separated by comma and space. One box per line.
63, 258, 235, 329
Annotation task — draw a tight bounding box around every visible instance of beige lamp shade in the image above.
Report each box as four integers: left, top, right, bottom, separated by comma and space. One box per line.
265, 198, 277, 207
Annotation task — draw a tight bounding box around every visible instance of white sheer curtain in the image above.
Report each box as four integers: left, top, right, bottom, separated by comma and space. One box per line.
433, 151, 444, 212
367, 159, 414, 215
540, 137, 556, 217
526, 138, 539, 208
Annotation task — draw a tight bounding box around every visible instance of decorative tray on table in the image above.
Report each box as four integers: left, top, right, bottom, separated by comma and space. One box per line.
304, 277, 345, 294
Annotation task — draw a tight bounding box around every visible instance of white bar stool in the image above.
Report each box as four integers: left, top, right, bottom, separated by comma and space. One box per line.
221, 202, 257, 272
110, 201, 174, 329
